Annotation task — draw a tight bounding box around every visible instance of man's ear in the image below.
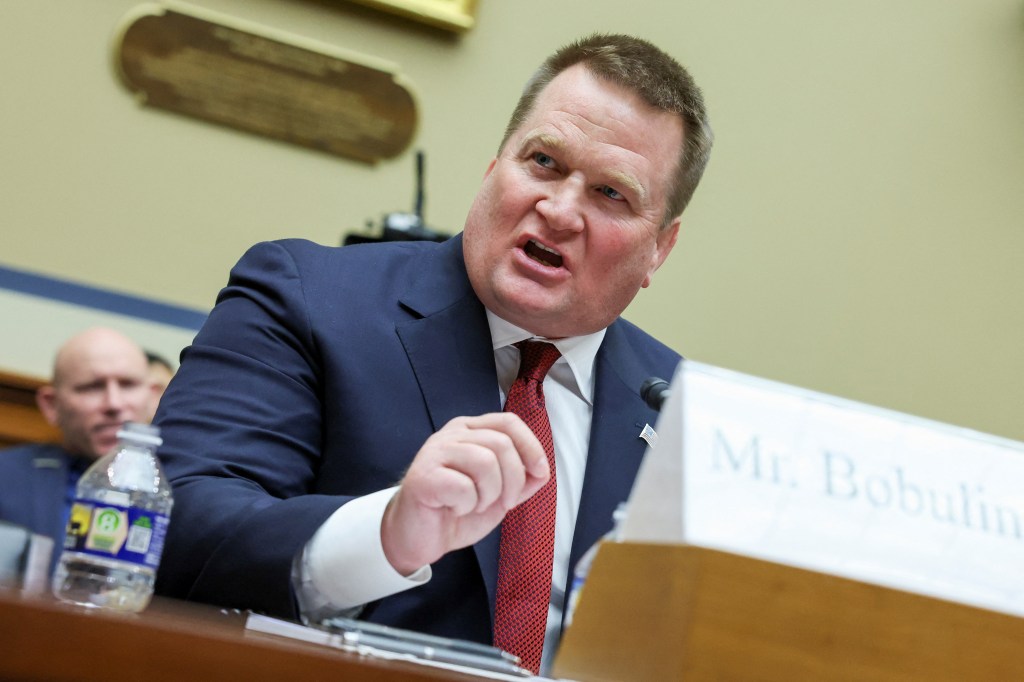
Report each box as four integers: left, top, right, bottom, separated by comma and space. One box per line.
148, 382, 163, 414
482, 158, 497, 179
642, 218, 681, 288
36, 386, 59, 426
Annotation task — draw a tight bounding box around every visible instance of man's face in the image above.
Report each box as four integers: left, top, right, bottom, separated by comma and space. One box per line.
463, 64, 683, 338
39, 336, 151, 459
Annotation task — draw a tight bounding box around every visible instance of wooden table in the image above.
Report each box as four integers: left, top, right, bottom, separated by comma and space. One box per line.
0, 590, 498, 681
0, 369, 59, 448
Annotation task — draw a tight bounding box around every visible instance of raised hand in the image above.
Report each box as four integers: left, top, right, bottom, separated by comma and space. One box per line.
380, 413, 549, 575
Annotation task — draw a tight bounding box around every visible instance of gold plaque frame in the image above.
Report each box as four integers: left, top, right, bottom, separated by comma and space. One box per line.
114, 2, 418, 164
344, 0, 478, 32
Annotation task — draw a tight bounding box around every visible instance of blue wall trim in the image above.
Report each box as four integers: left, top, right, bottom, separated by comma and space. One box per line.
0, 264, 208, 331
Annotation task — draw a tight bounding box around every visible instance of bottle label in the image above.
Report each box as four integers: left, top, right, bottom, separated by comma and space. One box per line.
64, 499, 170, 569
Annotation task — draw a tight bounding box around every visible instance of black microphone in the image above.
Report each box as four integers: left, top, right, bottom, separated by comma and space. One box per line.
640, 377, 671, 412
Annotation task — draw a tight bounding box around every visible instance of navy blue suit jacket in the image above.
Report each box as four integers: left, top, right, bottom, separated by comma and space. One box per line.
154, 235, 680, 644
0, 443, 79, 575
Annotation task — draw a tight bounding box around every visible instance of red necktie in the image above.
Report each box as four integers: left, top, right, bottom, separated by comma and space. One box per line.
493, 340, 561, 674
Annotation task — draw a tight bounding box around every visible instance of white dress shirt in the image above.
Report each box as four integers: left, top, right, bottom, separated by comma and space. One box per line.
295, 311, 605, 672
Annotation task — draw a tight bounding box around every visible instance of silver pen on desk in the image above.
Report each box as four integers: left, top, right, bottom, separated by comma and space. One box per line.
340, 631, 532, 677
323, 616, 521, 663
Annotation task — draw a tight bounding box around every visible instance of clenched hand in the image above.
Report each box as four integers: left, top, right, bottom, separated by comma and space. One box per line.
381, 413, 549, 575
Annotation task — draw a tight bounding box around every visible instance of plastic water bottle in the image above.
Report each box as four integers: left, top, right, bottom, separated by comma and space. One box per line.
52, 422, 173, 612
564, 502, 628, 628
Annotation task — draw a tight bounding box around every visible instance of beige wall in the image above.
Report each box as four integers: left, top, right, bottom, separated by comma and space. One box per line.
2, 0, 1022, 441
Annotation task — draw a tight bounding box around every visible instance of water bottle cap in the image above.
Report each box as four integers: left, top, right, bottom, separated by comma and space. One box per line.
116, 421, 163, 447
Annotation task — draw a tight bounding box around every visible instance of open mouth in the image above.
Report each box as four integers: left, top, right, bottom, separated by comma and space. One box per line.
523, 239, 563, 268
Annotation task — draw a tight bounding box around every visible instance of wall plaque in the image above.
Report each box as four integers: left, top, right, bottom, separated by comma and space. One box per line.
114, 3, 417, 163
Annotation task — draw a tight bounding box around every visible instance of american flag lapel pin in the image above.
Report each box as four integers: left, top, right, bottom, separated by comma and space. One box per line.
639, 423, 658, 449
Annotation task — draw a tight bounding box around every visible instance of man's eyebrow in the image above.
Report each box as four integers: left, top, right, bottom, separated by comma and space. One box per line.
518, 132, 568, 154
606, 169, 646, 204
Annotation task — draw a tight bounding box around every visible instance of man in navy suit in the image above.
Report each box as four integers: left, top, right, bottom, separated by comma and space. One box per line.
0, 327, 153, 575
154, 33, 713, 673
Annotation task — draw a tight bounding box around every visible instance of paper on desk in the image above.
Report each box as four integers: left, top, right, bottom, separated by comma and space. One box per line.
244, 613, 558, 681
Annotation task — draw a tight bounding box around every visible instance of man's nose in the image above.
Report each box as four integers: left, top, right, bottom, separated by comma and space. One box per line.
536, 177, 586, 233
102, 382, 126, 411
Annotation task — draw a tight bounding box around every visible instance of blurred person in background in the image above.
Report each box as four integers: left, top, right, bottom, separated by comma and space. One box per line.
0, 327, 151, 574
144, 350, 176, 422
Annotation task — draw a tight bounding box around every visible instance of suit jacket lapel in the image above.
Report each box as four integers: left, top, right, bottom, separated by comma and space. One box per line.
566, 322, 665, 598
394, 235, 501, 431
393, 236, 505, 612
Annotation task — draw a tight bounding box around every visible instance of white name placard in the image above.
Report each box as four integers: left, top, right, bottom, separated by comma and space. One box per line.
623, 361, 1024, 617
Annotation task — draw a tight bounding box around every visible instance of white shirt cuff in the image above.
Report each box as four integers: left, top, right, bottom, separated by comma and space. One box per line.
299, 486, 431, 613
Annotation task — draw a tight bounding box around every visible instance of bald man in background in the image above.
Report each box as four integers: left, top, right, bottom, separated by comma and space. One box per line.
0, 327, 153, 573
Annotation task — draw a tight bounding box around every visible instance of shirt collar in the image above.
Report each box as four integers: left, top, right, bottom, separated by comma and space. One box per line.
485, 309, 606, 405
